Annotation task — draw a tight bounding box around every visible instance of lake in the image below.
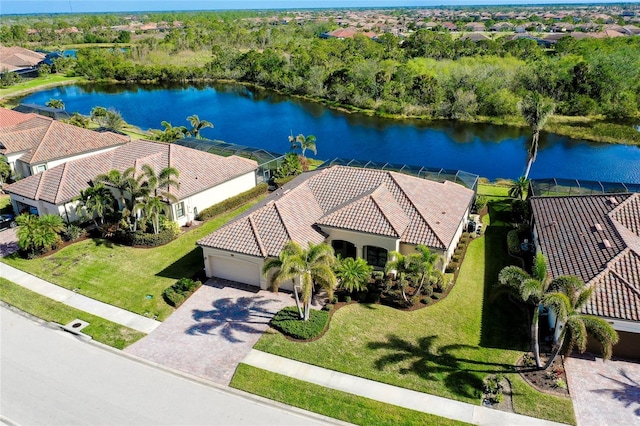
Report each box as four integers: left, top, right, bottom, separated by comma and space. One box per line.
18, 82, 640, 183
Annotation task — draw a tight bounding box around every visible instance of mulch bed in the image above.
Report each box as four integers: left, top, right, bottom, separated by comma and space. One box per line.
517, 352, 571, 397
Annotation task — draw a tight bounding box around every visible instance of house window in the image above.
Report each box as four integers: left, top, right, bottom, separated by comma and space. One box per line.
33, 164, 47, 174
364, 246, 388, 268
175, 202, 185, 218
332, 240, 356, 259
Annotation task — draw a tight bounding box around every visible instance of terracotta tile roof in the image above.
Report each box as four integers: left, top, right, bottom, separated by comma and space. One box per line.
0, 46, 45, 71
0, 109, 129, 164
0, 108, 36, 128
199, 165, 474, 257
4, 140, 258, 204
531, 194, 640, 322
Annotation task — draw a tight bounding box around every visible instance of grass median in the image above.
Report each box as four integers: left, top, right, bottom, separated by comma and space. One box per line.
0, 277, 145, 349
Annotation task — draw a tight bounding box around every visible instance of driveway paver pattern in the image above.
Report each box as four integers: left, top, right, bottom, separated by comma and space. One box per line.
124, 279, 293, 385
0, 227, 19, 257
564, 353, 640, 426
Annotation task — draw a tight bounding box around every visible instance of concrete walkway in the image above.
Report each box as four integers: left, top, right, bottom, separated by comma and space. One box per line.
1, 264, 160, 334
243, 349, 569, 426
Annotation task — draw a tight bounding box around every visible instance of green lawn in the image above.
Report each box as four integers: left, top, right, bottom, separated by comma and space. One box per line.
1, 202, 258, 321
0, 278, 145, 349
231, 364, 469, 426
0, 195, 11, 213
251, 207, 575, 425
477, 182, 512, 198
0, 75, 83, 103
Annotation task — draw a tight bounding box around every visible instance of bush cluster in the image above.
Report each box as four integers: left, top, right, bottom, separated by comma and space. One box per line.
196, 183, 268, 221
270, 306, 329, 340
507, 230, 521, 255
163, 278, 202, 307
115, 227, 178, 247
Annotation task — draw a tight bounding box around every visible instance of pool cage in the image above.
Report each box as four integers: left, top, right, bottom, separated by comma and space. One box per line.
175, 138, 285, 183
529, 178, 640, 197
317, 158, 479, 191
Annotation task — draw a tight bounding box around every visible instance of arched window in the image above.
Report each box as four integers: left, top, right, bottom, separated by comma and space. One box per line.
364, 246, 388, 268
332, 240, 356, 259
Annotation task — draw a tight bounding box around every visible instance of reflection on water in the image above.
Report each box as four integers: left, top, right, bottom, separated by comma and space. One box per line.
17, 82, 640, 183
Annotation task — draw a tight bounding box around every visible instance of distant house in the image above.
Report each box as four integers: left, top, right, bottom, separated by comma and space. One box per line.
4, 140, 258, 226
0, 109, 127, 178
0, 45, 46, 74
460, 33, 490, 43
531, 194, 640, 359
198, 165, 475, 290
320, 28, 377, 40
464, 22, 486, 32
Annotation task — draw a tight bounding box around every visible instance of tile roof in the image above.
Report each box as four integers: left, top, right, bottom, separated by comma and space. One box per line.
0, 46, 45, 71
0, 109, 129, 164
531, 193, 640, 322
4, 140, 258, 204
0, 108, 36, 128
199, 165, 474, 257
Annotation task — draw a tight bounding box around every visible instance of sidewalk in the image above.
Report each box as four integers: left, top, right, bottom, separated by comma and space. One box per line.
1, 263, 160, 334
243, 349, 569, 426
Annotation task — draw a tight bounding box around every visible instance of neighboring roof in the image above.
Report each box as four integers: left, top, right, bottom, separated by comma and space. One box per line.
531, 194, 640, 322
4, 139, 258, 204
13, 104, 72, 120
322, 28, 377, 39
0, 45, 45, 72
0, 109, 128, 164
199, 165, 474, 257
0, 108, 35, 128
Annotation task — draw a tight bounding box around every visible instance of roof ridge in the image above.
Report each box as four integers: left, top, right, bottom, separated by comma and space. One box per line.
32, 169, 45, 201
388, 172, 445, 248
609, 268, 640, 298
273, 202, 293, 242
248, 215, 267, 258
587, 247, 630, 287
54, 162, 71, 203
370, 185, 406, 238
26, 119, 55, 166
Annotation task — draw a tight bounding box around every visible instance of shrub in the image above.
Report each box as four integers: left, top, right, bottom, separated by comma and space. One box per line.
422, 285, 434, 297
196, 183, 268, 221
323, 303, 334, 311
452, 255, 460, 263
270, 306, 329, 340
445, 261, 459, 273
367, 291, 381, 304
507, 230, 521, 255
63, 224, 85, 241
343, 295, 352, 303
421, 297, 431, 305
473, 195, 488, 212
163, 278, 202, 307
118, 227, 178, 247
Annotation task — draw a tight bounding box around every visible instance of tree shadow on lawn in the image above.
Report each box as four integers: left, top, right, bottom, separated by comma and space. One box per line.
368, 334, 516, 399
156, 246, 203, 280
186, 296, 276, 343
479, 211, 529, 351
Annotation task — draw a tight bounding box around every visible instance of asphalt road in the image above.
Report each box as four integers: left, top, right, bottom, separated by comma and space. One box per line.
0, 306, 335, 426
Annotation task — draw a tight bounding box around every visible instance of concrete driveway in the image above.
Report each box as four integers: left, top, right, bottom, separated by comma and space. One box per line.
125, 278, 294, 385
565, 353, 640, 426
0, 227, 19, 257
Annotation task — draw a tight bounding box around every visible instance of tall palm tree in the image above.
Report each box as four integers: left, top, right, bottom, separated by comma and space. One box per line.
94, 167, 148, 230
141, 164, 180, 203
186, 115, 214, 139
154, 121, 187, 142
263, 241, 337, 321
411, 244, 443, 296
543, 277, 618, 368
46, 98, 65, 110
262, 246, 304, 318
335, 256, 372, 294
385, 251, 416, 303
140, 195, 170, 235
75, 184, 116, 226
498, 253, 550, 368
509, 176, 530, 200
290, 133, 317, 158
519, 92, 555, 179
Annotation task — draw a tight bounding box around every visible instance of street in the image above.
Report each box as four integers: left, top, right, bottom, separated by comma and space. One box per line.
0, 306, 334, 426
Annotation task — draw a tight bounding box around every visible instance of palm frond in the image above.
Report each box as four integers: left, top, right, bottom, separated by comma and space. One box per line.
580, 315, 619, 360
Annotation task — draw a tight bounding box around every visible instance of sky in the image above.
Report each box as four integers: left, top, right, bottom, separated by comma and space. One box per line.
1, 1, 638, 16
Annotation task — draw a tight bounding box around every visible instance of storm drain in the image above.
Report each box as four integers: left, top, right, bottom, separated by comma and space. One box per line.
62, 319, 90, 334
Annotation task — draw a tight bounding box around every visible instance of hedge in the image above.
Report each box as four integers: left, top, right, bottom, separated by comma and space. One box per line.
270, 306, 329, 340
196, 183, 268, 221
163, 278, 202, 307
507, 230, 521, 255
114, 227, 178, 247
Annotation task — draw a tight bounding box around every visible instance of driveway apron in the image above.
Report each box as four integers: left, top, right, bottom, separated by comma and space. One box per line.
0, 227, 19, 257
124, 279, 293, 385
564, 353, 640, 426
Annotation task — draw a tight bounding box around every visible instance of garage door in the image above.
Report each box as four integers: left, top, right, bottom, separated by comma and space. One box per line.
209, 256, 261, 287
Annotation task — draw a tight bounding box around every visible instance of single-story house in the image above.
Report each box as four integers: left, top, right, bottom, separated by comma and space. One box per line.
198, 165, 475, 290
0, 45, 46, 74
0, 108, 128, 178
531, 193, 640, 360
4, 139, 258, 226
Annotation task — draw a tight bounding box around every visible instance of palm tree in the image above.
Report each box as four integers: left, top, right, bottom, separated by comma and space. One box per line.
498, 253, 550, 368
290, 133, 317, 158
153, 121, 187, 142
103, 109, 126, 132
335, 256, 372, 294
186, 115, 213, 139
94, 167, 148, 229
262, 246, 304, 318
509, 176, 530, 200
141, 164, 180, 203
46, 98, 65, 110
75, 184, 116, 226
139, 195, 170, 235
411, 245, 444, 297
543, 277, 618, 368
16, 213, 64, 255
385, 251, 416, 303
263, 241, 337, 321
519, 92, 555, 179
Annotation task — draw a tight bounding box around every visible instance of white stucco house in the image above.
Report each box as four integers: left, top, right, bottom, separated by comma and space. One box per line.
0, 108, 129, 178
4, 139, 258, 226
530, 193, 640, 360
198, 165, 475, 291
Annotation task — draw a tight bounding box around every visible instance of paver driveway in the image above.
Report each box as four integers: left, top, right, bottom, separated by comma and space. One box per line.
125, 279, 294, 385
565, 353, 640, 426
0, 227, 19, 257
